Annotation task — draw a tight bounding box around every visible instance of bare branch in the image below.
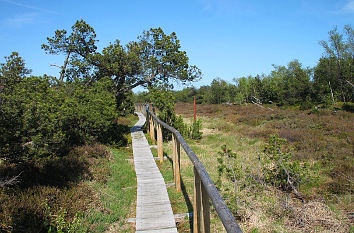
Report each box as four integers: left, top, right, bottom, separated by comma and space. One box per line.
50, 64, 62, 68
252, 100, 274, 111
0, 172, 22, 188
346, 79, 354, 88
277, 160, 305, 201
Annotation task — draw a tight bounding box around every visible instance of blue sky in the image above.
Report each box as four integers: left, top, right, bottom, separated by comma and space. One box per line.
0, 0, 353, 91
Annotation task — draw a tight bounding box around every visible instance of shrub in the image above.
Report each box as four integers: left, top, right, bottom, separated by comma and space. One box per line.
216, 145, 261, 220
261, 134, 309, 194
0, 76, 118, 162
342, 102, 354, 112
149, 87, 202, 140
188, 119, 203, 139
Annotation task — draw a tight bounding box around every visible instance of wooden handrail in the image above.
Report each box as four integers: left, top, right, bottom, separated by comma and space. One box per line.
135, 104, 242, 233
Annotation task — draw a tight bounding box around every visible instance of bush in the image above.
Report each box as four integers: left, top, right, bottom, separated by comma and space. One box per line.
188, 119, 203, 139
261, 134, 309, 193
342, 102, 354, 112
149, 86, 202, 140
0, 76, 119, 162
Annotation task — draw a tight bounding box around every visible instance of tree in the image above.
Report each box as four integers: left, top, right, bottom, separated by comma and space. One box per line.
282, 60, 312, 105
319, 25, 353, 102
91, 27, 202, 93
209, 78, 229, 104
121, 27, 202, 92
41, 19, 97, 81
0, 52, 31, 159
0, 52, 31, 91
90, 27, 202, 109
313, 57, 339, 104
43, 21, 202, 113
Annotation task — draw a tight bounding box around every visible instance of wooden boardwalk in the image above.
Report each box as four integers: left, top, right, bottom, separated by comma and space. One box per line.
131, 112, 178, 233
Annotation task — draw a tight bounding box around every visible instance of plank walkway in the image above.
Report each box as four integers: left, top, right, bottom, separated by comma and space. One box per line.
131, 112, 178, 233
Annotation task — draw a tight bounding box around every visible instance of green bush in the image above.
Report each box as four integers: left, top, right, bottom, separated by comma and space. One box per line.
261, 134, 309, 192
342, 102, 354, 112
188, 119, 203, 140
0, 75, 118, 162
149, 86, 202, 140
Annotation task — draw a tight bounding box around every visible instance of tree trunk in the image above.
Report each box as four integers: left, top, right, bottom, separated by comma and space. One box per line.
60, 51, 71, 82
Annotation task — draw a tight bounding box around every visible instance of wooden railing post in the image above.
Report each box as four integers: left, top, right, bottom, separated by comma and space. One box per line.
172, 134, 181, 192
175, 139, 181, 192
150, 119, 155, 144
201, 183, 210, 233
146, 112, 150, 135
172, 134, 176, 179
157, 123, 163, 164
194, 167, 210, 233
194, 167, 201, 233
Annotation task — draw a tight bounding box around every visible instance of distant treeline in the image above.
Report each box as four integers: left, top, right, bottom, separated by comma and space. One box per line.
135, 25, 353, 108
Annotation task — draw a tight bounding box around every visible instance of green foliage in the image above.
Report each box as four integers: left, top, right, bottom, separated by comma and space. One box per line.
261, 134, 309, 192
216, 145, 259, 218
188, 119, 203, 139
172, 59, 313, 106
171, 25, 353, 107
136, 28, 201, 87
216, 145, 257, 192
148, 86, 202, 140
41, 19, 97, 82
173, 87, 198, 103
342, 102, 354, 112
0, 51, 31, 89
43, 201, 86, 233
43, 21, 201, 111
315, 25, 353, 102
0, 57, 119, 162
149, 86, 176, 126
209, 78, 229, 104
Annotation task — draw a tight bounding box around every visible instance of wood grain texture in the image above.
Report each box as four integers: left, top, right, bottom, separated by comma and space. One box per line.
131, 112, 177, 233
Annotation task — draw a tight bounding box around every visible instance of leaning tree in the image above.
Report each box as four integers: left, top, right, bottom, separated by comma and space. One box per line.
43, 20, 202, 109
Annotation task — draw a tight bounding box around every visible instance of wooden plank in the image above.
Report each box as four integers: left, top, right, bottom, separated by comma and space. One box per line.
136, 228, 178, 233
131, 112, 177, 233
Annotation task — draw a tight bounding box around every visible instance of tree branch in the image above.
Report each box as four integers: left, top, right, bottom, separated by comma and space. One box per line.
0, 172, 22, 188
116, 80, 147, 94
345, 80, 354, 88
277, 159, 305, 201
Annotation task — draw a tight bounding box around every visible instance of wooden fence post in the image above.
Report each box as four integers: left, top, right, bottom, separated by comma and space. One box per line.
201, 183, 210, 233
175, 139, 181, 192
172, 134, 176, 181
146, 112, 150, 134
194, 167, 210, 233
157, 123, 163, 164
194, 167, 201, 233
172, 134, 181, 192
150, 119, 155, 144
